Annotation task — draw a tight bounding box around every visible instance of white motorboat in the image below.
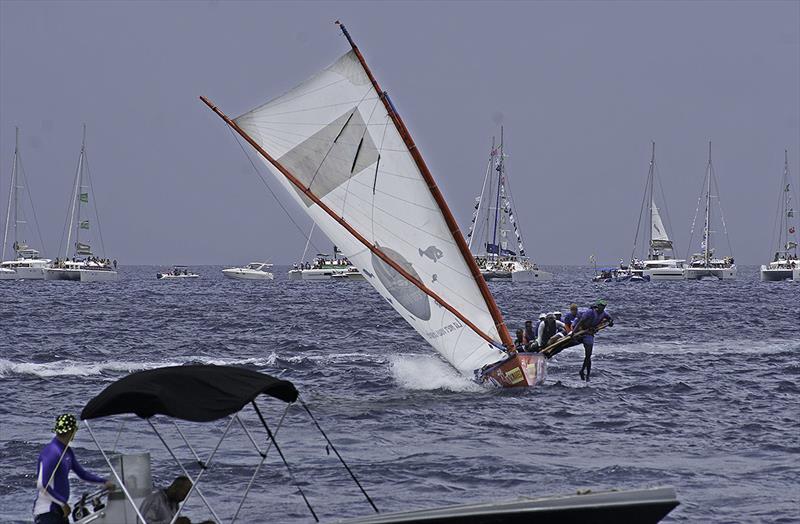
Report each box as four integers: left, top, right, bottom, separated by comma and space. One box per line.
760, 150, 797, 282
222, 262, 274, 280
157, 266, 199, 279
466, 128, 553, 282
1, 128, 51, 280
626, 143, 684, 281
684, 142, 736, 280
44, 126, 118, 282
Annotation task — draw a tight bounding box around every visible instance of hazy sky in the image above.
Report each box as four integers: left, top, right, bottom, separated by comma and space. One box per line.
1, 0, 798, 265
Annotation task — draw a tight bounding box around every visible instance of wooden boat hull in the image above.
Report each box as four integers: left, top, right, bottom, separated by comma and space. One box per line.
479, 353, 546, 388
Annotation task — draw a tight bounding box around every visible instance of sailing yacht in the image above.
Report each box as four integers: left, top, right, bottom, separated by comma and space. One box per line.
0, 128, 51, 280
629, 142, 685, 281
43, 126, 117, 282
760, 150, 798, 282
466, 129, 552, 282
684, 142, 736, 280
202, 22, 545, 387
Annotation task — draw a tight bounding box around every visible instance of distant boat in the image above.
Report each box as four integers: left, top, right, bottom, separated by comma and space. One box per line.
629, 142, 685, 281
467, 128, 552, 282
42, 126, 117, 282
201, 22, 546, 387
684, 142, 736, 280
157, 266, 199, 279
0, 127, 51, 280
760, 150, 798, 282
222, 262, 274, 280
288, 245, 362, 280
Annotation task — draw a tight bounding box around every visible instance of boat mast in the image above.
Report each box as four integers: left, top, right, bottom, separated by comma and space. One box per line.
482, 137, 496, 256
66, 126, 85, 259
491, 127, 503, 258
468, 144, 493, 252
647, 141, 655, 259
2, 128, 19, 261
335, 21, 515, 350
704, 141, 712, 267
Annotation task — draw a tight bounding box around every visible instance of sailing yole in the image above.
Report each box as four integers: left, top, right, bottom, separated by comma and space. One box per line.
202, 22, 545, 387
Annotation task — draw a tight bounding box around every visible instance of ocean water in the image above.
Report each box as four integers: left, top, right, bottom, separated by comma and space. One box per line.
1, 265, 798, 523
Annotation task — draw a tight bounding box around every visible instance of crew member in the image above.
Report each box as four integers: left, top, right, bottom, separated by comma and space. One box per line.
562, 304, 582, 333
537, 313, 566, 348
514, 329, 526, 352
570, 299, 614, 381
523, 320, 536, 350
34, 414, 114, 524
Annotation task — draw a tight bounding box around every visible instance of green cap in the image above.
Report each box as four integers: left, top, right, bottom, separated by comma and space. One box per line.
54, 414, 78, 435
595, 299, 608, 307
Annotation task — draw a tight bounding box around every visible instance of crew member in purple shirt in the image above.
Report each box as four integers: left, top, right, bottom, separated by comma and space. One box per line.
33, 414, 114, 524
570, 299, 614, 381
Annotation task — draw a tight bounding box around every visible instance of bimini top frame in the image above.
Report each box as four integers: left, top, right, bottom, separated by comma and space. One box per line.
80, 365, 377, 524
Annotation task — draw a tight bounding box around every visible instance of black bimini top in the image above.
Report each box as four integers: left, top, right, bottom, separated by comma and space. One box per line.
81, 365, 298, 422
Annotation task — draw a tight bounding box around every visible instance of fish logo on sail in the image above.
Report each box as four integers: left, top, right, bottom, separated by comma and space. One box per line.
372, 245, 431, 321
418, 245, 443, 262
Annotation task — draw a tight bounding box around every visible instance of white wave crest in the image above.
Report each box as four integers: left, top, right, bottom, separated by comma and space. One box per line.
389, 355, 483, 392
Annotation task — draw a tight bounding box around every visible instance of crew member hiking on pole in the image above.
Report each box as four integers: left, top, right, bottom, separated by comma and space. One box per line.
33, 414, 114, 524
569, 299, 613, 381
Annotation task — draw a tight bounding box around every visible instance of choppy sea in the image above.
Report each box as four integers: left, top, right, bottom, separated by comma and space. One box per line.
1, 265, 798, 523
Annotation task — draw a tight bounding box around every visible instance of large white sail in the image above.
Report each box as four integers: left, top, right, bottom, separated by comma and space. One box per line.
650, 200, 672, 249
235, 50, 507, 374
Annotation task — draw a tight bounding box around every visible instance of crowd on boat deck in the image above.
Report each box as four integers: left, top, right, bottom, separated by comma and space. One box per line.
293, 257, 352, 270
51, 257, 116, 269
771, 253, 798, 267
475, 256, 540, 271
514, 300, 614, 381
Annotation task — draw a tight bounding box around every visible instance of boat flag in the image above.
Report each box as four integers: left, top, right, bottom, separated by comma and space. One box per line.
80, 193, 89, 203
80, 220, 90, 230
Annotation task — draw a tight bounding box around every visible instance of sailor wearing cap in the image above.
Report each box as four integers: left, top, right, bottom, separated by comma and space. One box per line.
537, 313, 567, 348
34, 414, 114, 524
570, 299, 614, 381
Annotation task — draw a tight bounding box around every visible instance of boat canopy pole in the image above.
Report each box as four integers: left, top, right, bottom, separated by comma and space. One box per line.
201, 97, 505, 350
335, 21, 516, 351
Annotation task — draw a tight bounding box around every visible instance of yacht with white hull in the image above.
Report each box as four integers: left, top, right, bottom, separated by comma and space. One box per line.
760, 150, 797, 282
628, 143, 685, 281
1, 128, 51, 280
223, 262, 274, 280
289, 246, 361, 280
467, 129, 552, 282
42, 126, 117, 282
684, 142, 736, 280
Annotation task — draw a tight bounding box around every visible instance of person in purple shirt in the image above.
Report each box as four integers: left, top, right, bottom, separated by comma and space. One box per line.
570, 299, 614, 381
33, 414, 114, 524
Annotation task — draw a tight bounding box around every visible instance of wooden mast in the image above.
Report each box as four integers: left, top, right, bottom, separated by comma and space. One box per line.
336, 21, 516, 352
200, 97, 504, 350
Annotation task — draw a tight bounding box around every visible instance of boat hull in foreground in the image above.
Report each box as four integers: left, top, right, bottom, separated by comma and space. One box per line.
479, 353, 546, 388
340, 486, 679, 524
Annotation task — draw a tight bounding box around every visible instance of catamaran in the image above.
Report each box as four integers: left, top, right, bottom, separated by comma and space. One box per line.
467, 129, 552, 282
0, 127, 51, 280
629, 142, 685, 280
684, 142, 736, 280
760, 150, 797, 282
288, 244, 362, 280
43, 126, 117, 282
202, 22, 545, 387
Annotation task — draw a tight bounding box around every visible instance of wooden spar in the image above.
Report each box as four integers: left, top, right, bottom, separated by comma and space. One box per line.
336, 21, 516, 352
199, 96, 503, 350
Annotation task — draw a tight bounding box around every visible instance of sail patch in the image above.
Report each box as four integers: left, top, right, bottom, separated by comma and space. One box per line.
371, 245, 431, 321
279, 107, 378, 207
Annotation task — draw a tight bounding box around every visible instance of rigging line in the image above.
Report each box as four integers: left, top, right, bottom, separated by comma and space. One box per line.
17, 156, 48, 257
58, 148, 83, 259
300, 222, 316, 263
252, 401, 319, 523
631, 155, 651, 261
82, 151, 107, 257
2, 149, 14, 260
710, 164, 734, 257
225, 125, 321, 256
499, 153, 527, 257
653, 161, 677, 255
299, 399, 379, 514
249, 76, 350, 113
686, 168, 707, 261
252, 125, 412, 153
